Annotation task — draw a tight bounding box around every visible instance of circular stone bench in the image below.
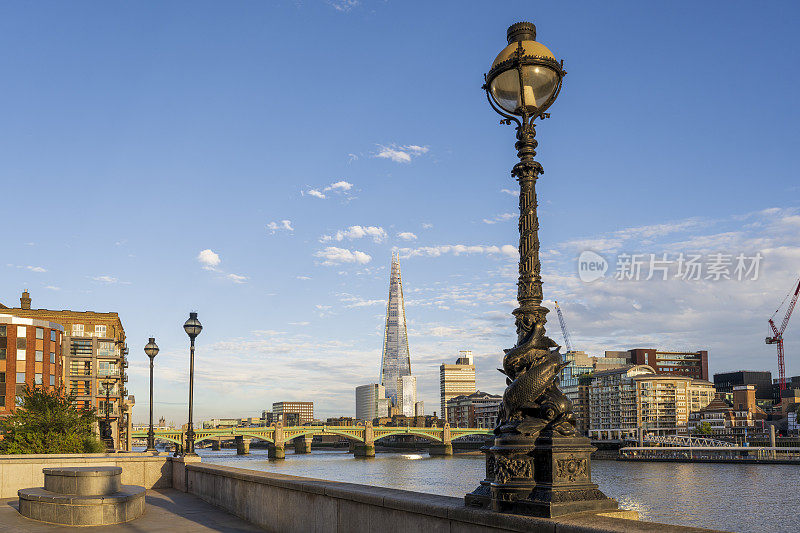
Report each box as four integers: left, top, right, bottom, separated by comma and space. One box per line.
18, 466, 145, 526
43, 466, 122, 496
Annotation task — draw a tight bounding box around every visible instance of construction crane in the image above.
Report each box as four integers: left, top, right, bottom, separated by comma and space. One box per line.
553, 300, 574, 353
766, 277, 800, 395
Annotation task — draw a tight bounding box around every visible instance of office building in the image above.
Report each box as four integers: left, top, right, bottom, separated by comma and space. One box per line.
355, 383, 387, 421
0, 291, 132, 450
397, 375, 417, 417
627, 348, 709, 380
0, 314, 64, 414
440, 350, 476, 420
272, 401, 313, 425
379, 253, 412, 404
446, 391, 501, 428
414, 401, 424, 417
588, 365, 715, 440
713, 370, 773, 400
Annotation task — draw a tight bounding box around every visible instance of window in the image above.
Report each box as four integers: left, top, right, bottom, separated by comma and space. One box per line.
69, 360, 91, 376
17, 337, 26, 350
0, 325, 5, 336
98, 360, 118, 377
0, 372, 4, 383
16, 372, 25, 383
0, 348, 5, 360
35, 373, 43, 385
50, 375, 55, 386
0, 396, 4, 407
35, 350, 43, 362
50, 330, 56, 342
95, 325, 107, 337
50, 353, 55, 364
72, 324, 84, 337
17, 349, 26, 361
36, 327, 44, 339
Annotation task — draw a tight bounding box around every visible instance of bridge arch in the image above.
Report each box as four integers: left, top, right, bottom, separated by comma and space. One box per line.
451, 431, 493, 441
373, 431, 443, 444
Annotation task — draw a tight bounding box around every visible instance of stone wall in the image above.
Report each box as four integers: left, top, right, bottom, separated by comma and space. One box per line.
0, 453, 172, 498
183, 463, 716, 533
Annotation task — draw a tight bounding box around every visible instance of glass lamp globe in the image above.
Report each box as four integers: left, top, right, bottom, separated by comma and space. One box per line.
183, 312, 203, 339
487, 22, 564, 117
144, 337, 159, 359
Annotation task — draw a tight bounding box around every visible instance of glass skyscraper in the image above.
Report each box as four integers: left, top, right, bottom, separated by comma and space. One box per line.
379, 253, 412, 404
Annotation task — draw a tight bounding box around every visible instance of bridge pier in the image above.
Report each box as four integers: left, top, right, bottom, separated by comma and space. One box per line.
211, 440, 221, 451
353, 443, 375, 457
428, 443, 453, 456
268, 443, 285, 459
294, 436, 313, 454
235, 436, 251, 455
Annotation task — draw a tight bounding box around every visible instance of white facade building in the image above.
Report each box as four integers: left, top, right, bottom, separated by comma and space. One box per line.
355, 383, 386, 422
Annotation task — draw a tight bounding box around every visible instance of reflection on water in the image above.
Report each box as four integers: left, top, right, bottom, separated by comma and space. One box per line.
194, 448, 798, 533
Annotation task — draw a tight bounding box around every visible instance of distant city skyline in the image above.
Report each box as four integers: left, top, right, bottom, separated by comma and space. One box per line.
1, 3, 798, 424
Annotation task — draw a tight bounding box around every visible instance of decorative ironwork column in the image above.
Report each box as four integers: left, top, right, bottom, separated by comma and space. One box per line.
465, 21, 620, 517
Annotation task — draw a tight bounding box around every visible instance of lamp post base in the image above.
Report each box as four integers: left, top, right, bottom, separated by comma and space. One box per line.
466, 432, 619, 518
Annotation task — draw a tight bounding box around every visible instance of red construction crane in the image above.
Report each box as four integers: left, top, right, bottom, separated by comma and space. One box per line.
766, 277, 800, 396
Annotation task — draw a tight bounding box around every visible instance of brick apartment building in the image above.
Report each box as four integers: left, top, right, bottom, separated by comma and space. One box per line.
0, 291, 133, 450
628, 349, 709, 380
0, 314, 64, 414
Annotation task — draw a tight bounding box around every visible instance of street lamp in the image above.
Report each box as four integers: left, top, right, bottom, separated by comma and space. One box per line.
465, 22, 618, 517
101, 379, 115, 450
183, 312, 202, 455
144, 337, 159, 452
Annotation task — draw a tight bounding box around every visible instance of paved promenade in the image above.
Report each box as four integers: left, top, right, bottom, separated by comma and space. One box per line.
0, 489, 262, 532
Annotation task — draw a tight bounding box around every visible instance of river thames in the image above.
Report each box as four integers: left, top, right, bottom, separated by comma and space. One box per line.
192, 448, 798, 533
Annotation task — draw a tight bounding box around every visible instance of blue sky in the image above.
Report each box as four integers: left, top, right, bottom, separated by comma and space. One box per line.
1, 1, 798, 423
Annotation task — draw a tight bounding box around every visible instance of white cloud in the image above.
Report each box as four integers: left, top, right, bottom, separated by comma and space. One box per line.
305, 189, 326, 199
296, 275, 312, 281
321, 225, 387, 243
44, 285, 60, 291
501, 189, 520, 197
397, 232, 418, 241
197, 249, 221, 269
327, 181, 353, 192
26, 266, 47, 273
328, 0, 359, 11
314, 246, 372, 266
374, 144, 429, 163
303, 180, 354, 200
397, 244, 517, 259
92, 275, 118, 284
338, 293, 384, 308
267, 220, 294, 234
482, 213, 516, 225
197, 249, 247, 283
422, 223, 433, 229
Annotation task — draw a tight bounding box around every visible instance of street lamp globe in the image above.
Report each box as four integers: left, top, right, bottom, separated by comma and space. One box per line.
183, 312, 202, 339
485, 22, 565, 120
144, 337, 159, 359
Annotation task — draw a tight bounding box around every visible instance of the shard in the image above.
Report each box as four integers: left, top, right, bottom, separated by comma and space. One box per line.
379, 252, 412, 404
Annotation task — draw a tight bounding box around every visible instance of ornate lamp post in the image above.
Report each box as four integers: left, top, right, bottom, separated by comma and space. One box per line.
144, 337, 159, 452
183, 312, 202, 455
465, 22, 619, 517
101, 379, 115, 449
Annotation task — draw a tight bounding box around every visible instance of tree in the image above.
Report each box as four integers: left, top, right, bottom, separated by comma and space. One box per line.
696, 421, 713, 436
0, 385, 105, 454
